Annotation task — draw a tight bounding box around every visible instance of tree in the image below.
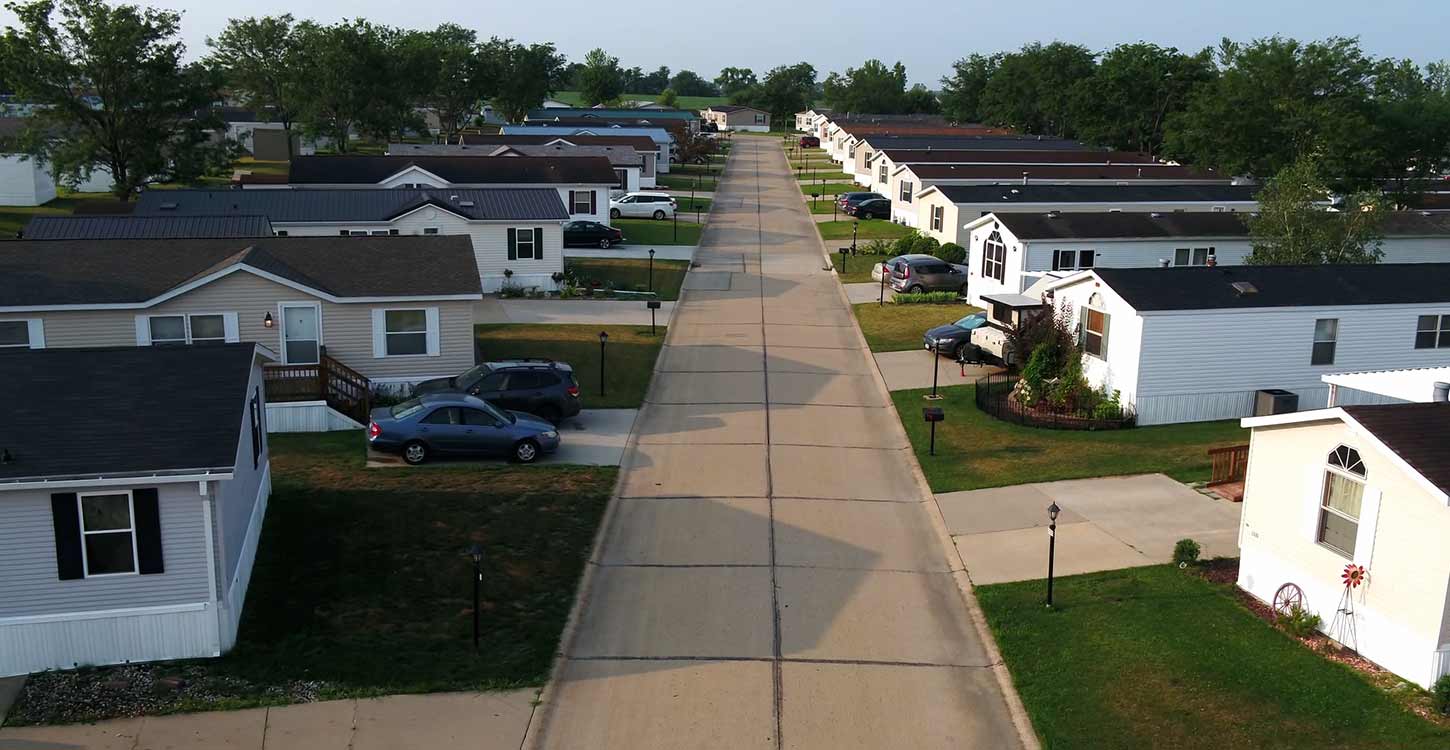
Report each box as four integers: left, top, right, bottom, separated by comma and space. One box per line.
360, 26, 445, 142
668, 69, 717, 97
939, 53, 1000, 123
424, 23, 494, 140
619, 65, 644, 94
578, 48, 623, 105
902, 84, 939, 114
1069, 43, 1215, 156
640, 65, 670, 94
674, 131, 717, 164
0, 0, 229, 199
734, 62, 815, 123
822, 59, 910, 113
657, 88, 678, 108
715, 66, 756, 96
1366, 58, 1450, 202
980, 42, 1095, 137
482, 38, 567, 123
206, 14, 305, 156
1244, 157, 1385, 264
287, 19, 390, 152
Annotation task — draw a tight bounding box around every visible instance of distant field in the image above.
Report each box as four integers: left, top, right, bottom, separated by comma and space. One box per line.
551, 91, 729, 110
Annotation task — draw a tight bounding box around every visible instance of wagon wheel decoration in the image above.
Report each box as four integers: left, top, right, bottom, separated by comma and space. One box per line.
1271, 582, 1306, 622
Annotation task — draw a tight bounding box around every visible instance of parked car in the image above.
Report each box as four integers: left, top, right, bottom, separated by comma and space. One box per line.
610, 192, 677, 220
563, 220, 624, 249
799, 136, 820, 148
888, 254, 969, 294
837, 192, 885, 213
413, 359, 581, 423
871, 255, 906, 283
368, 393, 560, 465
923, 312, 990, 360
848, 197, 891, 220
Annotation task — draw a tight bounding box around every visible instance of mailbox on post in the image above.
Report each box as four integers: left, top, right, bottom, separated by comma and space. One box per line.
646, 299, 662, 335
837, 247, 850, 274
922, 407, 945, 456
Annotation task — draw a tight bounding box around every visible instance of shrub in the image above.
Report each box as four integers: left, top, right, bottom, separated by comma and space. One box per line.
934, 242, 966, 264
862, 238, 892, 256
498, 281, 527, 298
1092, 388, 1125, 420
1172, 538, 1202, 567
1433, 674, 1450, 715
911, 234, 940, 256
890, 229, 922, 256
1279, 604, 1322, 639
892, 291, 959, 305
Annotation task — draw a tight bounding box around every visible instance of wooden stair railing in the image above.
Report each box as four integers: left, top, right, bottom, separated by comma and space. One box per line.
264, 347, 372, 425
1207, 444, 1250, 486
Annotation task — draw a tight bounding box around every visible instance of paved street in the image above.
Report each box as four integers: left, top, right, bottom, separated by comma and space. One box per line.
524, 136, 1028, 749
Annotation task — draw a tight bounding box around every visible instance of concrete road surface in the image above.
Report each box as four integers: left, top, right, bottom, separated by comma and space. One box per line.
524, 135, 1030, 749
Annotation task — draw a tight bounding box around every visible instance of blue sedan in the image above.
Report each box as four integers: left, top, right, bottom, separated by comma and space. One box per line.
922, 312, 990, 360
368, 393, 560, 465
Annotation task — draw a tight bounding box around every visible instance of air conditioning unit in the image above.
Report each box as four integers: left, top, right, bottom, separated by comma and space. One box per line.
1254, 389, 1299, 417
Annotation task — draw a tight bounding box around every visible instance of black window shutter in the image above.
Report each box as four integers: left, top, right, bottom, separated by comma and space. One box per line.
588, 190, 596, 214
133, 488, 165, 575
567, 190, 576, 211
534, 228, 544, 260
50, 492, 83, 580
507, 228, 517, 260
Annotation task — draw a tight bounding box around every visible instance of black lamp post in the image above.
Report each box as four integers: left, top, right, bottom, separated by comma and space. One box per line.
926, 341, 943, 400
879, 261, 888, 306
647, 248, 656, 292
1046, 502, 1060, 608
832, 193, 838, 222
852, 220, 859, 253
598, 331, 609, 397
922, 406, 944, 456
467, 543, 483, 650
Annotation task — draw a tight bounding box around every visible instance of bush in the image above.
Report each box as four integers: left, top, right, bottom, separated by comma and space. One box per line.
892, 291, 960, 305
911, 234, 940, 256
1433, 674, 1450, 715
934, 242, 966, 264
861, 238, 892, 256
498, 281, 527, 298
1172, 538, 1202, 567
1279, 604, 1322, 639
890, 230, 922, 256
1092, 388, 1125, 420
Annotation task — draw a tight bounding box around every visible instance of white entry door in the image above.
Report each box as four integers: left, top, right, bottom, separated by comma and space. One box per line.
280, 304, 321, 364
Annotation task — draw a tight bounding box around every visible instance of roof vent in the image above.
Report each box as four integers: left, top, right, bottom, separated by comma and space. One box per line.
159, 202, 177, 210
1022, 171, 1030, 185
450, 195, 459, 202
459, 200, 475, 207
1047, 210, 1060, 218
1149, 212, 1162, 218
1158, 259, 1169, 268
1230, 281, 1258, 296
1137, 167, 1143, 178
1434, 382, 1450, 402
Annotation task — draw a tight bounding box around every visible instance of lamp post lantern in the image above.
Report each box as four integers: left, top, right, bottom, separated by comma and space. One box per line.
598, 331, 609, 398
647, 248, 656, 292
925, 341, 943, 400
467, 543, 483, 650
1046, 502, 1061, 607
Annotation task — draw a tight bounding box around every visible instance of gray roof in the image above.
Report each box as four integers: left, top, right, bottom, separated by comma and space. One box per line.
133, 188, 568, 223
287, 155, 617, 186
23, 214, 274, 240
0, 235, 483, 307
934, 184, 1262, 205
855, 135, 1094, 151
387, 142, 642, 168
0, 344, 262, 482
994, 210, 1450, 241
1087, 264, 1450, 312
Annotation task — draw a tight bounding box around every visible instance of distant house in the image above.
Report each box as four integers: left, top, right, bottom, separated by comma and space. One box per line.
282, 155, 617, 226
1040, 264, 1450, 425
0, 235, 484, 426
388, 141, 647, 192
453, 133, 660, 185
524, 107, 699, 135
499, 125, 675, 173
864, 148, 1159, 192
846, 134, 1091, 186
0, 117, 113, 205
133, 188, 569, 292
0, 343, 273, 677
702, 105, 770, 132
916, 184, 1263, 247
1324, 366, 1450, 406
1236, 400, 1450, 689
22, 214, 274, 240
794, 108, 832, 132
962, 211, 1450, 311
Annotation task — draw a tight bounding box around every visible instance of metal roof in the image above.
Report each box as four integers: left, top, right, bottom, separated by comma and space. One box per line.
287, 155, 617, 186
933, 184, 1262, 204
23, 214, 274, 240
1081, 264, 1450, 312
133, 188, 568, 223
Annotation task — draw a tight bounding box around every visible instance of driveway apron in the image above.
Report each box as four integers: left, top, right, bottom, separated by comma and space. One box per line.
525, 137, 1025, 750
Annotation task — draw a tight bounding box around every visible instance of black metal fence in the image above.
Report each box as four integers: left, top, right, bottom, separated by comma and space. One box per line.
974, 373, 1135, 431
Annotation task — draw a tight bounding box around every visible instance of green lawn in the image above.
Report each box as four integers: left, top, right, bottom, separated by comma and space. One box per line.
892, 385, 1247, 491
797, 171, 855, 183
800, 182, 862, 198
673, 195, 712, 213
977, 566, 1450, 749
832, 252, 892, 282
563, 256, 689, 301
616, 217, 701, 246
673, 163, 722, 177
550, 90, 729, 110
817, 219, 912, 241
852, 302, 975, 352
657, 173, 717, 191
6, 433, 616, 726
475, 324, 665, 409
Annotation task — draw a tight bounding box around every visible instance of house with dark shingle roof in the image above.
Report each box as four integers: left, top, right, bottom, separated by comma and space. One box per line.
132, 188, 570, 293
0, 342, 276, 677
388, 141, 651, 191
1236, 399, 1450, 690
1037, 263, 1450, 426
0, 235, 484, 422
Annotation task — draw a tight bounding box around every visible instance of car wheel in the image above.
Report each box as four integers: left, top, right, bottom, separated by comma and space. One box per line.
908, 284, 925, 293
514, 439, 541, 464
952, 342, 968, 360
402, 440, 428, 466
652, 210, 666, 220
599, 238, 612, 249
609, 208, 621, 219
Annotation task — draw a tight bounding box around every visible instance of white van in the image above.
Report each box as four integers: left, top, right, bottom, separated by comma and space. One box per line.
609, 192, 677, 220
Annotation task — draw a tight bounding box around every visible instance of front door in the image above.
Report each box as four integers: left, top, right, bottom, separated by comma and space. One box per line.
281, 304, 321, 364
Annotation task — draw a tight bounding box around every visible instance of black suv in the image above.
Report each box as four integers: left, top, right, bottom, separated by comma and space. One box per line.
413, 359, 581, 423
837, 192, 885, 213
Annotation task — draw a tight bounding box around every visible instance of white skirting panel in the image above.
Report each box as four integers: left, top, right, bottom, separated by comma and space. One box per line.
482, 273, 559, 294
265, 401, 364, 433
220, 464, 270, 651
0, 604, 218, 677
1135, 386, 1332, 426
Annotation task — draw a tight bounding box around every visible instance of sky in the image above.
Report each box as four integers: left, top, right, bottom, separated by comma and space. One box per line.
1, 0, 1444, 86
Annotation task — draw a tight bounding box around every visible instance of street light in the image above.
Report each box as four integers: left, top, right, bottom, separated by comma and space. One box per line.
1046, 502, 1060, 608
922, 406, 945, 456
467, 543, 483, 650
598, 331, 609, 398
647, 248, 656, 292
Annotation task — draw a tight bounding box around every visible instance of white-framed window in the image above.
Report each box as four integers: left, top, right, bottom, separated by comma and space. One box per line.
570, 190, 595, 214
516, 229, 537, 259
145, 313, 227, 346
0, 319, 42, 349
1415, 314, 1450, 349
1052, 249, 1094, 271
931, 205, 944, 232
1318, 445, 1365, 557
423, 227, 439, 235
1174, 247, 1214, 266
1312, 318, 1338, 365
78, 491, 138, 577
899, 181, 914, 203
754, 113, 766, 124
982, 230, 1006, 283
1083, 293, 1109, 358
384, 309, 429, 356
879, 164, 888, 184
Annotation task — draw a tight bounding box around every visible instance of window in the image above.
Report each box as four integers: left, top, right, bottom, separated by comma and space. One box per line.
463, 408, 499, 427
899, 181, 914, 204
879, 164, 888, 184
1174, 247, 1214, 266
982, 230, 1006, 283
384, 309, 428, 356
188, 315, 226, 344
509, 227, 544, 261
0, 319, 37, 348
145, 313, 228, 346
516, 229, 536, 259
1312, 318, 1338, 365
614, 169, 628, 190
79, 492, 137, 576
754, 114, 765, 124
991, 302, 1012, 325
249, 388, 262, 469
1415, 314, 1450, 349
1051, 249, 1094, 271
570, 190, 595, 214
148, 316, 187, 345
422, 407, 459, 425
1083, 293, 1109, 358
1318, 445, 1366, 557
931, 205, 944, 232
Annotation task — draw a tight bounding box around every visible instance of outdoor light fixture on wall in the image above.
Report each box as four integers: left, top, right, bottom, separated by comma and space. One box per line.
263, 312, 274, 329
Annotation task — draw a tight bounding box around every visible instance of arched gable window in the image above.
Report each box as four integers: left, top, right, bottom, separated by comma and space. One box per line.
1082, 293, 1109, 358
1319, 445, 1366, 556
982, 230, 1006, 283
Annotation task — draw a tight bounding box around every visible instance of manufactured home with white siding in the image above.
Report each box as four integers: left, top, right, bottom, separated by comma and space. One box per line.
387, 142, 646, 194
0, 344, 272, 676
846, 135, 1092, 186
1042, 264, 1450, 426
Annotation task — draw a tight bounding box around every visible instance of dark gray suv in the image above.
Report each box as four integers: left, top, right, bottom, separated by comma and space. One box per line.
888, 254, 969, 294
413, 359, 581, 423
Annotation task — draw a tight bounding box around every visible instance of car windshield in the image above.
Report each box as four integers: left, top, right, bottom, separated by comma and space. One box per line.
476, 398, 515, 424
954, 314, 988, 329
453, 364, 491, 387
390, 399, 427, 419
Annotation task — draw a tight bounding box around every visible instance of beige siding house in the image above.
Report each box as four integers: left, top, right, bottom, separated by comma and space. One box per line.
702, 105, 771, 132
1237, 403, 1450, 689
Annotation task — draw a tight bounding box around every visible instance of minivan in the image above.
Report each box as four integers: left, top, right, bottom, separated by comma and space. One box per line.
610, 192, 677, 220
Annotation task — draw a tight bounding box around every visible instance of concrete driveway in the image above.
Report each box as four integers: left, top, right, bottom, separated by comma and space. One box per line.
873, 349, 1002, 392
940, 474, 1243, 585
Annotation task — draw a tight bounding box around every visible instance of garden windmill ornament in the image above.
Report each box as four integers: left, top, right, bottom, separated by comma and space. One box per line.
1329, 563, 1366, 652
